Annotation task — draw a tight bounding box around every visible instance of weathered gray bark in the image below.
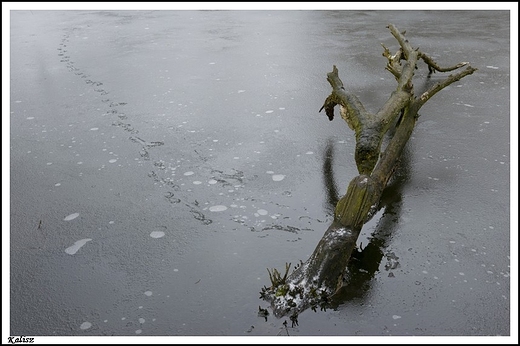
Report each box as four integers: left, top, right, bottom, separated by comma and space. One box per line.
260, 24, 477, 318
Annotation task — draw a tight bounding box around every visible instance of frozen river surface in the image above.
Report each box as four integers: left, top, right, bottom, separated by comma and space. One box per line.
9, 10, 511, 338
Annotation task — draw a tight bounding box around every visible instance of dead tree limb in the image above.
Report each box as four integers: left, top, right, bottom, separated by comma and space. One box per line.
260, 24, 477, 318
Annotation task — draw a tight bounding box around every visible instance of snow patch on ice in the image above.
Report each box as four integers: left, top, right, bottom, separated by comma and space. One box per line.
80, 321, 92, 330
272, 174, 285, 181
150, 231, 165, 238
64, 212, 80, 221
65, 239, 92, 255
209, 205, 228, 212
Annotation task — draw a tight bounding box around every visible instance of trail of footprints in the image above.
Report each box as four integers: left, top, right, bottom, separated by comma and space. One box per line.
57, 30, 214, 223
57, 30, 325, 233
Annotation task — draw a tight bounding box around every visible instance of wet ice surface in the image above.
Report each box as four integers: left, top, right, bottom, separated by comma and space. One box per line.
9, 10, 511, 338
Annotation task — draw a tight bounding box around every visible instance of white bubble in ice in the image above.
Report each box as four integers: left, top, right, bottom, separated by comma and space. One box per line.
139, 318, 145, 324
109, 159, 117, 163
208, 179, 218, 185
65, 239, 92, 255
193, 181, 202, 185
306, 151, 314, 155
209, 205, 228, 212
80, 321, 92, 330
64, 213, 80, 221
144, 291, 153, 296
135, 329, 142, 334
55, 183, 61, 187
27, 117, 35, 120
257, 209, 268, 216
266, 171, 274, 174
265, 110, 274, 114
150, 231, 165, 239
272, 174, 285, 181
184, 171, 194, 176
392, 315, 401, 320
90, 127, 99, 131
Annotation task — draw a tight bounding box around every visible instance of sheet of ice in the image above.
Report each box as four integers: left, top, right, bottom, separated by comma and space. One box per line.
65, 238, 92, 255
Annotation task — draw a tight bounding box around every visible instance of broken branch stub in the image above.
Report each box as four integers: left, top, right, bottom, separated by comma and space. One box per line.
261, 24, 477, 318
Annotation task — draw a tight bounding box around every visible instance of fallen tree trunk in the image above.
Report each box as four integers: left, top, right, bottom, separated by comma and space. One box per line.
260, 24, 477, 318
